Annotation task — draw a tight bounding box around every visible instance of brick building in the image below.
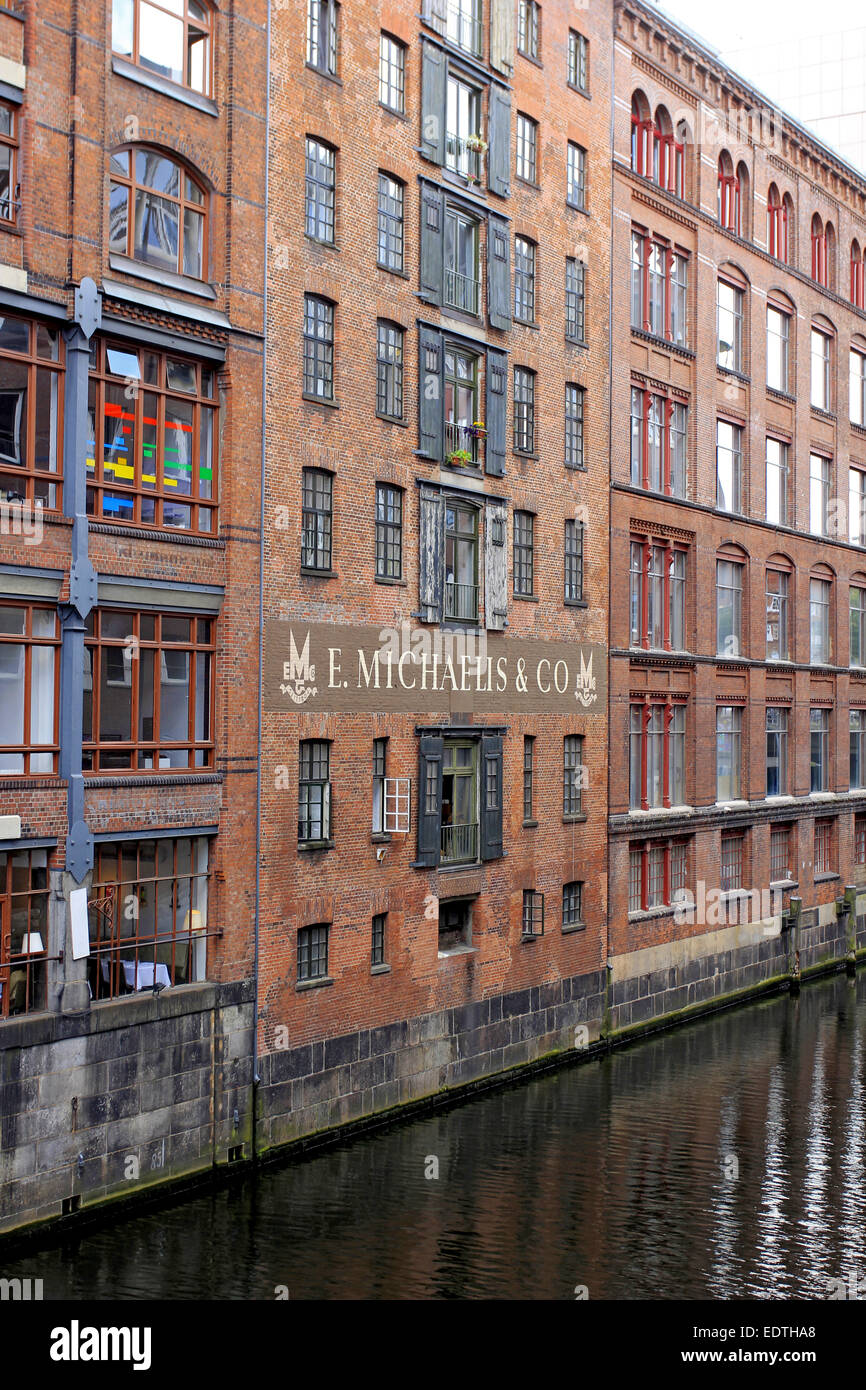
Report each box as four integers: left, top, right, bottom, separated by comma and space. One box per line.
0, 0, 266, 1232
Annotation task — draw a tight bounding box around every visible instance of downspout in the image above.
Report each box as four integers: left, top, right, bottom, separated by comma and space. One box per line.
604, 5, 617, 1036
252, 0, 272, 1148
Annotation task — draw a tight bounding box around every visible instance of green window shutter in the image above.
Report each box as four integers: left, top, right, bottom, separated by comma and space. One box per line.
487, 84, 512, 197
487, 213, 512, 330
418, 483, 445, 623
419, 183, 445, 305
418, 325, 444, 461
485, 347, 507, 477
417, 734, 444, 866
480, 733, 504, 861
421, 40, 446, 165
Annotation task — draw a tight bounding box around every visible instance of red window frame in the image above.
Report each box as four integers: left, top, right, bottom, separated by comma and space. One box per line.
112, 0, 215, 99
720, 832, 744, 891
0, 847, 50, 1019
109, 146, 208, 280
718, 173, 740, 235
855, 815, 866, 865
814, 818, 834, 875
631, 114, 654, 177
630, 383, 687, 494
0, 314, 65, 511
628, 837, 688, 913
630, 229, 688, 343
767, 199, 789, 262
769, 824, 792, 884
0, 601, 61, 776
629, 534, 687, 651
851, 252, 864, 309
812, 229, 828, 286
630, 696, 687, 811
0, 98, 18, 227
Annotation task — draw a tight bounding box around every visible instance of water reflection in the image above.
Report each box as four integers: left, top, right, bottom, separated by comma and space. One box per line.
4, 972, 866, 1300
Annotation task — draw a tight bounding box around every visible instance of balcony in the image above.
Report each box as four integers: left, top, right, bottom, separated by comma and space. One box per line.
441, 821, 478, 864
445, 421, 483, 467
445, 132, 483, 185
444, 267, 480, 315
444, 580, 479, 623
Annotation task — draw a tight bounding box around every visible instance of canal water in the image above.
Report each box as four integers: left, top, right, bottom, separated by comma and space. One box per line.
4, 971, 866, 1300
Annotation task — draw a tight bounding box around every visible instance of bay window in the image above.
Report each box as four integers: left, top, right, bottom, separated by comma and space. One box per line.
83, 609, 214, 771
0, 603, 59, 776
629, 700, 686, 810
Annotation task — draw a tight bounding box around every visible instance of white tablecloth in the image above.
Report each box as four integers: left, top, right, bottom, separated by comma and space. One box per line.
120, 961, 171, 990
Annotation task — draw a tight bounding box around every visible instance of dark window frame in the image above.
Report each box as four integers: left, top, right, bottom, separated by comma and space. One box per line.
298, 740, 331, 844
375, 481, 403, 579
301, 466, 333, 571
303, 295, 335, 401
513, 509, 535, 596
376, 320, 405, 421
305, 137, 336, 245
298, 922, 330, 980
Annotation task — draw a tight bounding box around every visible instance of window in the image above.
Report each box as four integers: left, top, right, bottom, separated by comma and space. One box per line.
562, 881, 584, 928
717, 154, 740, 234
445, 345, 482, 463
0, 849, 49, 1018
811, 214, 829, 287
770, 825, 792, 883
446, 74, 482, 181
112, 0, 213, 96
441, 741, 478, 864
851, 710, 866, 789
852, 241, 864, 308
568, 31, 588, 92
716, 559, 743, 657
379, 33, 405, 113
766, 306, 789, 392
82, 610, 213, 772
767, 186, 789, 262
630, 387, 687, 496
375, 483, 403, 579
629, 839, 688, 912
766, 569, 790, 661
522, 889, 544, 938
442, 0, 481, 57
518, 0, 539, 59
301, 467, 333, 571
377, 173, 404, 272
717, 281, 744, 372
631, 97, 686, 197
0, 314, 63, 510
303, 296, 334, 401
857, 816, 866, 866
810, 709, 830, 791
851, 587, 866, 666
720, 833, 744, 892
630, 94, 653, 176
444, 207, 480, 315
567, 143, 587, 211
0, 101, 18, 225
513, 367, 536, 453
765, 439, 789, 526
814, 819, 834, 875
850, 348, 866, 426
629, 701, 686, 810
716, 706, 742, 801
0, 603, 59, 776
298, 923, 329, 981
810, 577, 832, 664
516, 114, 537, 184
438, 899, 472, 953
629, 539, 686, 651
563, 735, 584, 817
513, 510, 534, 596
372, 738, 387, 832
110, 148, 206, 280
298, 741, 331, 843
87, 341, 217, 533
307, 0, 338, 76
565, 519, 584, 603
376, 321, 404, 421
565, 384, 584, 470
809, 454, 831, 536
565, 258, 586, 343
523, 735, 534, 822
850, 469, 866, 546
87, 837, 209, 1001
811, 328, 831, 410
305, 138, 335, 244
371, 913, 387, 967
630, 230, 687, 346
514, 236, 536, 323
444, 501, 479, 622
766, 707, 789, 796
715, 420, 743, 514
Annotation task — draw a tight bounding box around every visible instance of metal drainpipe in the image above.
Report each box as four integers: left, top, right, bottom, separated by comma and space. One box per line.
252, 0, 273, 1147
605, 7, 617, 1011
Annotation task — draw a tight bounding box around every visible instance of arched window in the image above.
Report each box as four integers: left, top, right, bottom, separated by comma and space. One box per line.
112, 0, 214, 98
736, 161, 751, 240
852, 239, 864, 309
767, 184, 789, 262
718, 151, 739, 233
812, 213, 827, 286
630, 91, 652, 176
825, 221, 837, 292
109, 147, 208, 280
674, 119, 689, 200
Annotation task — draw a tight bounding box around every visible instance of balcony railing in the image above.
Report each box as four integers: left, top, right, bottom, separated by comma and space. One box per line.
445, 132, 482, 183
444, 268, 480, 315
441, 821, 478, 864
444, 580, 479, 622
445, 420, 482, 466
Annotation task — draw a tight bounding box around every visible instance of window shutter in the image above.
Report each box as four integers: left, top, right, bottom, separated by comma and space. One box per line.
418, 325, 444, 460
417, 735, 444, 866
487, 84, 512, 197
489, 0, 515, 76
420, 40, 446, 165
419, 183, 445, 305
484, 498, 508, 631
418, 483, 445, 623
422, 0, 448, 35
487, 214, 512, 330
485, 347, 507, 477
480, 733, 504, 861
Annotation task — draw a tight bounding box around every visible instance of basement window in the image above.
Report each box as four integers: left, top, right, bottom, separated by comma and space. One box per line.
438, 899, 473, 955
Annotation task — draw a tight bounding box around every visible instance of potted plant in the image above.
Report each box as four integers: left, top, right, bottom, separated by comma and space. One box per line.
448, 448, 473, 466
466, 134, 488, 154
469, 420, 487, 439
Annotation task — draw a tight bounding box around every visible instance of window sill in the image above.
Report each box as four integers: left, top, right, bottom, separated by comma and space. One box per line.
108, 254, 216, 301
522, 819, 538, 829
770, 879, 798, 890
566, 202, 589, 216
111, 56, 219, 116
378, 102, 408, 122
512, 591, 538, 602
515, 176, 540, 192
565, 598, 588, 609
305, 63, 342, 86
520, 932, 542, 943
810, 406, 836, 422
374, 576, 407, 587
567, 83, 590, 99
377, 263, 410, 280
300, 567, 338, 579
513, 449, 539, 460
438, 944, 478, 959
296, 975, 334, 992
766, 387, 796, 404
716, 365, 750, 384
376, 413, 409, 428
305, 234, 338, 251
302, 393, 338, 409
813, 872, 840, 885
563, 814, 587, 825
297, 839, 335, 852
371, 963, 391, 976
371, 832, 392, 844
562, 921, 586, 934
514, 318, 539, 331
517, 49, 543, 67
628, 905, 677, 923
565, 334, 588, 349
